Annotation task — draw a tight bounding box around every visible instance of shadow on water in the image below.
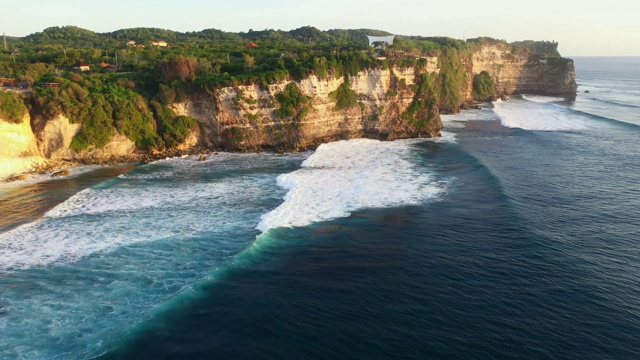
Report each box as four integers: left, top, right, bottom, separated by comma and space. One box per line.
0, 164, 137, 233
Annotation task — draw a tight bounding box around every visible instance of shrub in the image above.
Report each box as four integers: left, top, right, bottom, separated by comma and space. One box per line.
437, 48, 468, 112
0, 91, 28, 123
329, 79, 358, 111
274, 82, 310, 120
69, 95, 116, 151
314, 57, 328, 80
402, 73, 439, 127
472, 71, 496, 100
151, 101, 198, 148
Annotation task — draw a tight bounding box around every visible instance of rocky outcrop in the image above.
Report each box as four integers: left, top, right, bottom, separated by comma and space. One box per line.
0, 114, 45, 179
31, 114, 81, 159
471, 44, 577, 96
74, 134, 137, 160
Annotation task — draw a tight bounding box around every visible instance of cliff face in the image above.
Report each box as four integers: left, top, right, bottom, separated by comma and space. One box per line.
172, 66, 441, 151
0, 43, 577, 179
172, 46, 576, 151
0, 114, 45, 179
31, 114, 81, 159
471, 44, 577, 96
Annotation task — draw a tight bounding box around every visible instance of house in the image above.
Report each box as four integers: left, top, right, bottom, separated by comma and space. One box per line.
99, 62, 110, 68
151, 40, 168, 47
72, 62, 90, 71
126, 41, 136, 46
0, 78, 18, 87
245, 42, 258, 48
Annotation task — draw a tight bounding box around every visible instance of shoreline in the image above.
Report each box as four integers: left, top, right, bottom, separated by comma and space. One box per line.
0, 130, 412, 183
1, 142, 312, 184
0, 97, 534, 184
1, 146, 207, 183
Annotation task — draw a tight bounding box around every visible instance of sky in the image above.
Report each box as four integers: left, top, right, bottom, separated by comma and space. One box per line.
6, 0, 640, 56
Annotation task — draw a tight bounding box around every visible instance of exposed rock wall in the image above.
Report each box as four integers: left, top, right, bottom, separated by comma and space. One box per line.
471, 44, 577, 96
172, 46, 576, 152
0, 114, 45, 179
75, 134, 136, 160
172, 66, 441, 151
31, 114, 81, 159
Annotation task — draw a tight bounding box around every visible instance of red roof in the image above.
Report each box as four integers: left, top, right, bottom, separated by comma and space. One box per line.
72, 62, 90, 67
245, 42, 258, 48
99, 62, 110, 68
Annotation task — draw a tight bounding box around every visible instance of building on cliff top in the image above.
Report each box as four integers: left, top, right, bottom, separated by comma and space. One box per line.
366, 35, 395, 48
72, 62, 90, 71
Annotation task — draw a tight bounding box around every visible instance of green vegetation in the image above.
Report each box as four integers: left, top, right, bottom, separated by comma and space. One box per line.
0, 91, 28, 123
33, 73, 165, 151
329, 79, 359, 111
274, 82, 311, 120
402, 73, 438, 127
511, 40, 560, 57
472, 71, 496, 100
437, 49, 469, 112
150, 101, 197, 148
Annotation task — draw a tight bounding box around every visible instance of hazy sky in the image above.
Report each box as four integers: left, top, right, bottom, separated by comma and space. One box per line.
6, 0, 640, 56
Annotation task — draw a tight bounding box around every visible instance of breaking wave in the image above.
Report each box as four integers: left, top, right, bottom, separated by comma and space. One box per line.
257, 138, 446, 232
493, 97, 590, 131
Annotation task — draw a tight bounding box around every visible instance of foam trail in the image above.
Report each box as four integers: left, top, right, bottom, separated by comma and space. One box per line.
521, 94, 568, 103
0, 174, 276, 271
257, 138, 445, 232
494, 97, 590, 131
0, 151, 298, 359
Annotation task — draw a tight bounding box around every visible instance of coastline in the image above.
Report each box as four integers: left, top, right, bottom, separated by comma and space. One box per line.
1, 146, 202, 183
0, 99, 512, 184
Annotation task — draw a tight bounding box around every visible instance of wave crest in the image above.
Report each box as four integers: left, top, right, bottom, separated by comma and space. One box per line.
494, 97, 589, 131
256, 138, 445, 232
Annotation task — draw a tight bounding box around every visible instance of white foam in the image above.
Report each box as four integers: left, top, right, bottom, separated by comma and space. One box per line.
256, 138, 445, 232
0, 165, 102, 190
44, 183, 226, 218
427, 131, 457, 143
441, 108, 500, 123
521, 94, 567, 103
0, 174, 275, 271
494, 97, 589, 131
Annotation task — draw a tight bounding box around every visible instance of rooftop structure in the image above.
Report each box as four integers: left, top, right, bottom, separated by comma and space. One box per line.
366, 35, 395, 47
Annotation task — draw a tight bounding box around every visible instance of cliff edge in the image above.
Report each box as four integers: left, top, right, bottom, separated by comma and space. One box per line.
0, 42, 577, 180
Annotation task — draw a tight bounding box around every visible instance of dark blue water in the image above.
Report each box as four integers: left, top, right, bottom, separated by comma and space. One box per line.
1, 57, 640, 359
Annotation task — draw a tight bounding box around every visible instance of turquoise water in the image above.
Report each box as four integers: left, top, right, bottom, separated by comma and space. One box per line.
1, 57, 640, 359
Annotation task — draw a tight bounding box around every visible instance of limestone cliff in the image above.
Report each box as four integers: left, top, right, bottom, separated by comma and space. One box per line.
470, 44, 577, 97
0, 43, 577, 179
0, 114, 45, 179
172, 66, 441, 151
31, 114, 81, 159
171, 45, 576, 151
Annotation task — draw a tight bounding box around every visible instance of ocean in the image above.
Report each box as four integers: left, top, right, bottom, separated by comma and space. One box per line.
1, 57, 639, 359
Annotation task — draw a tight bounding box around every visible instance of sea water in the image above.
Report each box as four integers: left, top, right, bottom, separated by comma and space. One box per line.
1, 57, 639, 359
